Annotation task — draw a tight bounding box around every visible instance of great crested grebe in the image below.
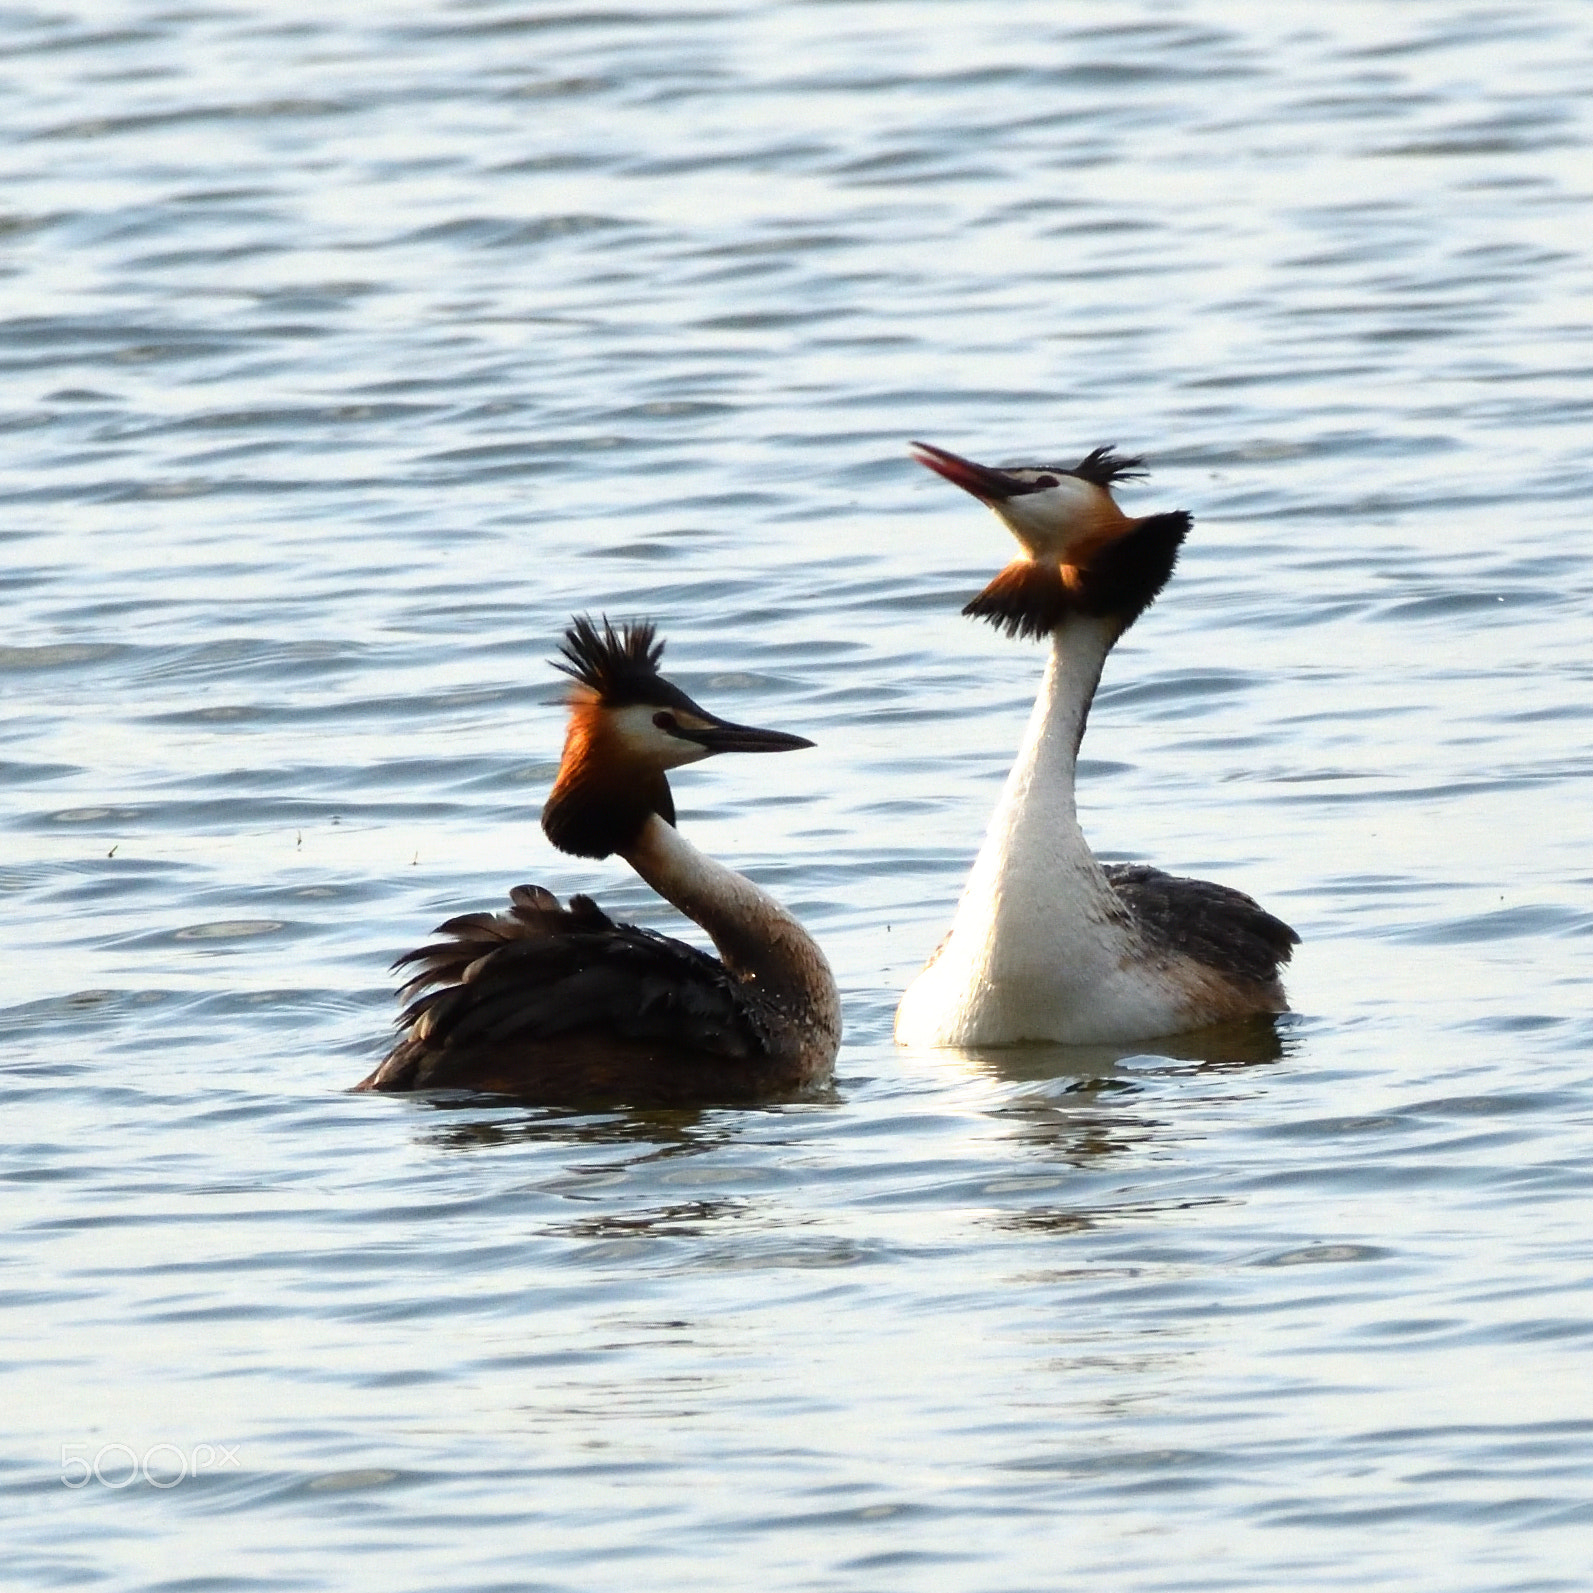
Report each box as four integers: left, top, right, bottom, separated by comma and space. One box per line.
895, 441, 1298, 1048
359, 616, 841, 1102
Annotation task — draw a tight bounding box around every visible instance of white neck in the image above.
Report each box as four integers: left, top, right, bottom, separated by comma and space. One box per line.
898, 615, 1179, 1046
954, 615, 1118, 946
1017, 621, 1111, 814
623, 813, 841, 1040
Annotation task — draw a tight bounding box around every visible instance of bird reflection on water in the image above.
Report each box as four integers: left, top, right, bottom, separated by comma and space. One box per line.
954, 1012, 1296, 1089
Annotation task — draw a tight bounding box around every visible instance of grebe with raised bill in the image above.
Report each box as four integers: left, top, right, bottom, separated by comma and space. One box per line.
360, 616, 840, 1102
894, 441, 1297, 1049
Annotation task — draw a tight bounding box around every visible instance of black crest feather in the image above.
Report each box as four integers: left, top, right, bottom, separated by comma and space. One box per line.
1069, 445, 1147, 489
553, 615, 664, 705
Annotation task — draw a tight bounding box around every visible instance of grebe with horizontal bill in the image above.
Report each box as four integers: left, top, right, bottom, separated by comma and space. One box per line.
360, 617, 840, 1102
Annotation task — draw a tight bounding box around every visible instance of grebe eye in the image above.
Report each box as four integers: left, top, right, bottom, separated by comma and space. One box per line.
1035, 474, 1058, 487
653, 711, 679, 733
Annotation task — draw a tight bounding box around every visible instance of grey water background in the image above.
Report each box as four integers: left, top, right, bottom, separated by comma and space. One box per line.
4, 1, 1592, 1586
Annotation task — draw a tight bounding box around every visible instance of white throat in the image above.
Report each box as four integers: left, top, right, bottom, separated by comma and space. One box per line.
895, 616, 1191, 1046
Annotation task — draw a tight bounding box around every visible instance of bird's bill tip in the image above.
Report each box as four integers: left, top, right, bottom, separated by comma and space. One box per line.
690, 718, 814, 755
908, 440, 1018, 502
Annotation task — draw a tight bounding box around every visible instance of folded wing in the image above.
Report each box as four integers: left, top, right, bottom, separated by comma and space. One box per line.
1105, 863, 1298, 991
363, 884, 773, 1094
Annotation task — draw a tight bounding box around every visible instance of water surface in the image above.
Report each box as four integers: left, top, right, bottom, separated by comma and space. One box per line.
4, 2, 1593, 1588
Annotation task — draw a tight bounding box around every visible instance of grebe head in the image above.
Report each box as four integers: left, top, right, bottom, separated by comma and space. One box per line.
910, 440, 1190, 641
909, 440, 1143, 560
541, 615, 811, 858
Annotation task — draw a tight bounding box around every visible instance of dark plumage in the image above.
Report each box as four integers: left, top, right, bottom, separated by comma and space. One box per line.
553, 614, 667, 705
1056, 444, 1147, 491
1105, 863, 1298, 993
551, 614, 724, 723
1069, 510, 1190, 625
360, 886, 809, 1104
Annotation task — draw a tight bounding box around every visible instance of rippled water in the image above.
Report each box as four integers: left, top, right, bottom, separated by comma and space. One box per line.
5, 2, 1593, 1586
